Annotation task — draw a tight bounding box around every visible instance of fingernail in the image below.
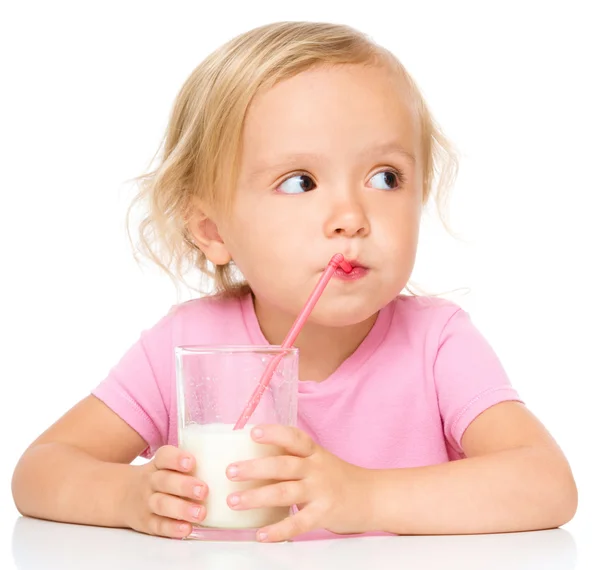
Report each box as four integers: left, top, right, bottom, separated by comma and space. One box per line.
252, 428, 264, 439
181, 457, 191, 470
190, 506, 202, 519
179, 523, 189, 532
229, 494, 240, 506
193, 485, 203, 498
257, 531, 268, 542
227, 465, 239, 478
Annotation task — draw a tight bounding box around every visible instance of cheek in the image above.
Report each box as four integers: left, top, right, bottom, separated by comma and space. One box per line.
377, 199, 420, 247
375, 204, 420, 284
221, 207, 294, 281
228, 195, 314, 252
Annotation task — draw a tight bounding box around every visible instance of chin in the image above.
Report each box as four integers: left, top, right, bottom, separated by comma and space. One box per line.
308, 297, 382, 328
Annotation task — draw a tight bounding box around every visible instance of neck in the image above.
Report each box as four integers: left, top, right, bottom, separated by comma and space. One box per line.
252, 294, 378, 382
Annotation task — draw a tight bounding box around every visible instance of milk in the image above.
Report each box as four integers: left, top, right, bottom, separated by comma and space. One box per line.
180, 423, 289, 529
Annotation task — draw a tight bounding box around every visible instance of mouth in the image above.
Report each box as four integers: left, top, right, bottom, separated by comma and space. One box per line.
333, 259, 369, 281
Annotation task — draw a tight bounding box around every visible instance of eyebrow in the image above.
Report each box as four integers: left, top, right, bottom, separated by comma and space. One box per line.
363, 141, 417, 164
247, 140, 416, 179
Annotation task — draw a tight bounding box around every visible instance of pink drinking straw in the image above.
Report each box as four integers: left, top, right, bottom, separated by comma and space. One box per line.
233, 253, 352, 430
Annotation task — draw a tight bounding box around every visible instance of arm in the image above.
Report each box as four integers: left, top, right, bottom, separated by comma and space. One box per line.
205, 404, 576, 542
13, 395, 210, 537
365, 401, 578, 534
11, 395, 146, 527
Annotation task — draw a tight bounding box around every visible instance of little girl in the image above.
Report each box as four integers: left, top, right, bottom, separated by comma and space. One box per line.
12, 21, 577, 543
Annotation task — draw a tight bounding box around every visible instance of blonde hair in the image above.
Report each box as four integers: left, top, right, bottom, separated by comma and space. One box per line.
127, 21, 459, 296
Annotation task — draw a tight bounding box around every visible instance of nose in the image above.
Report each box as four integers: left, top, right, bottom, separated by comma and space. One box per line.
323, 192, 370, 239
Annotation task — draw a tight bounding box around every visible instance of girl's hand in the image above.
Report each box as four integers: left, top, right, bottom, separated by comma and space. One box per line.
125, 445, 208, 538
225, 425, 372, 542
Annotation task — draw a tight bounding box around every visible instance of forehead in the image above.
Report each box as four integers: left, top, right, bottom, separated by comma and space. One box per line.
240, 64, 419, 174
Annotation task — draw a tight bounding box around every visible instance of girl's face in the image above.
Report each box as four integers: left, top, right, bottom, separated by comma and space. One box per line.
215, 63, 422, 326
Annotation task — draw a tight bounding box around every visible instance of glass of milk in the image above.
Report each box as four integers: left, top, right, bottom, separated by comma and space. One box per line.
175, 345, 298, 541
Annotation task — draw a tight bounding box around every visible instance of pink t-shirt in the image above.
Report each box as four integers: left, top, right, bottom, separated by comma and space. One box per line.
93, 293, 522, 538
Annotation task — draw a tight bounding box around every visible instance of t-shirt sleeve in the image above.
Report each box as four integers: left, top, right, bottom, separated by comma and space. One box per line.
91, 311, 174, 459
433, 308, 523, 455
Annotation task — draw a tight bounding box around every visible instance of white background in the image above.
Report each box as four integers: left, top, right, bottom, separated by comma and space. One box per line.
1, 1, 599, 567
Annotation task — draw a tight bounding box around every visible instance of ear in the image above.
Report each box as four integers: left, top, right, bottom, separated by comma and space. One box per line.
186, 205, 232, 266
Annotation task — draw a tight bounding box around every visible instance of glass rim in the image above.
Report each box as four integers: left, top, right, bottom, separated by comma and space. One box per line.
175, 345, 299, 356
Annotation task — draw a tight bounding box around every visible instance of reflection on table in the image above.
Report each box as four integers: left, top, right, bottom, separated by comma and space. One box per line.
11, 516, 577, 570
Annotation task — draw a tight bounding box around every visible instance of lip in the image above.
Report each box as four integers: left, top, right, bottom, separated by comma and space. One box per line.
342, 259, 365, 269
333, 260, 369, 281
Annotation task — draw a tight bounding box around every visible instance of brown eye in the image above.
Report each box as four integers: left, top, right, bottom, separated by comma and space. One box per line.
369, 170, 404, 190
277, 174, 316, 194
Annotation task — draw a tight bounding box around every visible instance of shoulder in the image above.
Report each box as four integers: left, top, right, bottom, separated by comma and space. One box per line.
380, 295, 470, 353
167, 291, 245, 322
160, 289, 252, 345
392, 294, 464, 327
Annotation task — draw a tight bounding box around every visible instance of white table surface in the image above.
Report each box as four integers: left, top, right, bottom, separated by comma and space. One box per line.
2, 507, 598, 570
3, 517, 578, 570
2, 455, 598, 570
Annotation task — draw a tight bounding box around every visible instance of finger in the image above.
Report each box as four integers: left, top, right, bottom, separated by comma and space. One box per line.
228, 481, 306, 510
251, 425, 315, 458
150, 469, 208, 501
256, 506, 319, 542
147, 513, 193, 539
227, 455, 305, 482
153, 445, 196, 473
149, 492, 207, 524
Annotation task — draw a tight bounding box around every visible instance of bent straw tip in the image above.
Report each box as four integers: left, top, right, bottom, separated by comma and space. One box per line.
330, 253, 352, 273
